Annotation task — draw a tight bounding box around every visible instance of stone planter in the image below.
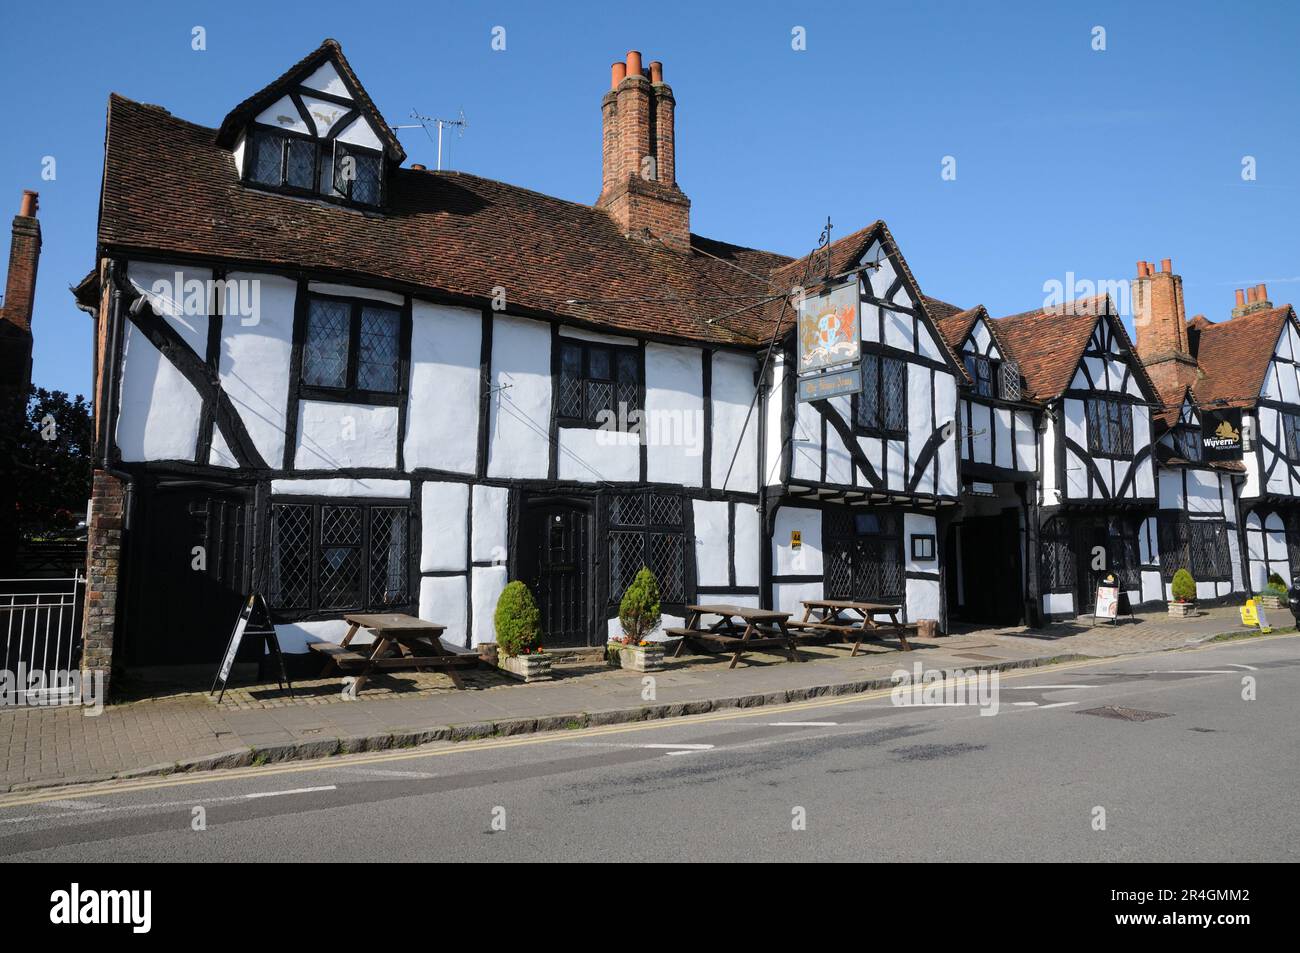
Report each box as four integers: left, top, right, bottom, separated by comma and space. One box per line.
497, 650, 553, 682
916, 619, 939, 640
610, 642, 664, 672
1167, 601, 1196, 618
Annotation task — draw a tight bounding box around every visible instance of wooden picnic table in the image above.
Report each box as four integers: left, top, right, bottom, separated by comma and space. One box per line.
666, 604, 801, 669
309, 613, 478, 695
786, 599, 913, 655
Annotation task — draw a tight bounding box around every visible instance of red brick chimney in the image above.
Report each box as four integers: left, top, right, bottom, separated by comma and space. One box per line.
1132, 256, 1197, 396
1231, 282, 1273, 318
596, 50, 691, 252
1, 190, 40, 392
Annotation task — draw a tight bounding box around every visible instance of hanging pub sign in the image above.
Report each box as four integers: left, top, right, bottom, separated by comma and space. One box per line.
1200, 408, 1243, 462
795, 281, 862, 403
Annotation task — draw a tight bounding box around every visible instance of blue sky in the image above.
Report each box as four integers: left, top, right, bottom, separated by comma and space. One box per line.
3, 0, 1299, 397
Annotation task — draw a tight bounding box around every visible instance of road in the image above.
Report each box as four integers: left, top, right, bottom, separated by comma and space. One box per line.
1, 636, 1297, 862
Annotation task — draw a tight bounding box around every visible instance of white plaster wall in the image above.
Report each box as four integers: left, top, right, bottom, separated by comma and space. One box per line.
773, 581, 822, 617
792, 398, 821, 482
127, 262, 211, 354
886, 440, 906, 491
711, 351, 759, 493
883, 308, 914, 352
336, 115, 384, 152
645, 343, 704, 487
115, 326, 203, 462
1065, 448, 1089, 498
255, 95, 310, 134
271, 478, 409, 498
217, 271, 295, 468
764, 354, 786, 487
420, 481, 469, 572
903, 512, 938, 574
994, 408, 1013, 470
557, 427, 639, 482
1014, 410, 1035, 471
275, 618, 357, 654
1140, 570, 1163, 605
772, 506, 822, 576
907, 364, 932, 471
1044, 592, 1074, 616
935, 372, 959, 496
606, 613, 685, 643
971, 402, 992, 464
471, 566, 508, 646
487, 315, 551, 479
301, 60, 350, 98
905, 578, 941, 623
692, 499, 730, 587
405, 301, 481, 474
420, 575, 467, 648
734, 503, 761, 588
825, 395, 853, 486
295, 400, 398, 470
1186, 469, 1222, 515
472, 484, 509, 564
1158, 469, 1183, 510
1042, 416, 1060, 503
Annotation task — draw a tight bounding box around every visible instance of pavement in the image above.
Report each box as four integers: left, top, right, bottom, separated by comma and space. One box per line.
1, 633, 1295, 862
0, 604, 1290, 794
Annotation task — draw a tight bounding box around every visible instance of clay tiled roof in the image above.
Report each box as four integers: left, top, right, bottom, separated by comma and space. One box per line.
992, 294, 1113, 400
1191, 306, 1294, 409
99, 95, 792, 347
929, 300, 981, 350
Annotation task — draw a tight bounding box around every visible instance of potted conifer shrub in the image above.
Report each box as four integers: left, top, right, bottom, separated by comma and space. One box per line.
494, 581, 552, 682
607, 566, 664, 672
1258, 572, 1287, 610
1168, 568, 1197, 618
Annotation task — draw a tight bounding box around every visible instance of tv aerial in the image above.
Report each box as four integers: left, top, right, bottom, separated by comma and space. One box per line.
391, 107, 468, 171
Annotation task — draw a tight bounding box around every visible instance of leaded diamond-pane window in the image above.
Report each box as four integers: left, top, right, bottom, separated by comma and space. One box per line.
303, 298, 350, 388
269, 501, 411, 614
606, 491, 689, 608
824, 508, 903, 603
1159, 515, 1229, 583
1086, 396, 1133, 457
357, 306, 400, 392
250, 129, 287, 186
285, 137, 317, 190
301, 295, 401, 397
854, 354, 907, 437
556, 339, 641, 427
244, 119, 383, 208
332, 143, 383, 207
1040, 517, 1075, 591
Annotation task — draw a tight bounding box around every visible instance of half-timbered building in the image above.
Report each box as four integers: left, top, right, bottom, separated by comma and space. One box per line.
989, 295, 1162, 619
929, 302, 1043, 626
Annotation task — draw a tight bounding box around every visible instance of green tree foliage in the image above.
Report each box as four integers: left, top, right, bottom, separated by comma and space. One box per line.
1171, 568, 1196, 603
494, 580, 542, 657
1, 386, 93, 540
619, 566, 662, 641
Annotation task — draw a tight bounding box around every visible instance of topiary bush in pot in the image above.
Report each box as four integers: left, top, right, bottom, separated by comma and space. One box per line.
618, 566, 662, 644
494, 580, 542, 658
1169, 568, 1196, 617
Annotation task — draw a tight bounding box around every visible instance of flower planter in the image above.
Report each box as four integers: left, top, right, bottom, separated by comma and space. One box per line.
1258, 594, 1284, 610
1167, 601, 1196, 619
497, 650, 553, 682
916, 619, 939, 640
610, 643, 664, 672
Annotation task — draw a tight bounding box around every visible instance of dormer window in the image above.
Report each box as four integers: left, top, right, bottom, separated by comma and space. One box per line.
245, 126, 383, 207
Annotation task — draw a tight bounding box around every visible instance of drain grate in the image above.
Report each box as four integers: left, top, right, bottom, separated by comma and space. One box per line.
1079, 705, 1171, 722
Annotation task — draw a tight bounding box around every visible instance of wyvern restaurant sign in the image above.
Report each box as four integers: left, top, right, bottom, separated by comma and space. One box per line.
1201, 409, 1243, 462
796, 282, 860, 403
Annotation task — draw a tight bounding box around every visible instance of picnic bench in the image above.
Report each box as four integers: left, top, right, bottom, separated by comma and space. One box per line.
665, 604, 801, 669
786, 599, 915, 655
309, 613, 478, 695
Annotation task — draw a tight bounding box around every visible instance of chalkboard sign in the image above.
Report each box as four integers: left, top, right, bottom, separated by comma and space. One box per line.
210, 594, 293, 703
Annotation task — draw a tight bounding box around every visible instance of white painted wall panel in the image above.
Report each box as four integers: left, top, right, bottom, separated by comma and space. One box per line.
405, 301, 482, 475
645, 343, 704, 487
471, 566, 508, 646
1014, 411, 1035, 471
772, 506, 822, 576
883, 308, 914, 351
994, 408, 1013, 470
1158, 469, 1183, 510
488, 316, 551, 479
420, 481, 469, 572
734, 503, 761, 588
471, 484, 509, 564
557, 427, 640, 482
295, 400, 398, 470
971, 402, 992, 464
692, 499, 731, 587
272, 478, 409, 498
935, 373, 959, 496
218, 271, 295, 468
420, 575, 467, 648
905, 578, 941, 623
773, 581, 822, 617
711, 351, 758, 493
824, 395, 853, 486
116, 326, 203, 462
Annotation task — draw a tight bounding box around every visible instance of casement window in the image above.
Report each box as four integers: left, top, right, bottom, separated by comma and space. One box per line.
1159, 516, 1230, 583
1086, 396, 1133, 457
557, 339, 642, 428
269, 501, 410, 612
963, 353, 999, 399
1039, 517, 1075, 591
1173, 425, 1203, 462
824, 509, 903, 603
606, 492, 688, 606
245, 126, 383, 208
1283, 412, 1300, 459
854, 354, 907, 437
301, 294, 402, 398
1107, 518, 1142, 590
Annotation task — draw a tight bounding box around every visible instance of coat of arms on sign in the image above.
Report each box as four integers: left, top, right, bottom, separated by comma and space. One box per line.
797, 283, 861, 373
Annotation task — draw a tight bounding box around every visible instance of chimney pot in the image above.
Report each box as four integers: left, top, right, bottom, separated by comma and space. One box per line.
18, 190, 37, 218
1256, 283, 1268, 303
1235, 289, 1246, 308
625, 50, 642, 76
1136, 261, 1147, 277
1160, 258, 1172, 273
610, 61, 626, 88
649, 60, 663, 84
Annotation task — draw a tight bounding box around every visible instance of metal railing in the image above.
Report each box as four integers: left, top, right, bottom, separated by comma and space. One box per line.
0, 573, 85, 705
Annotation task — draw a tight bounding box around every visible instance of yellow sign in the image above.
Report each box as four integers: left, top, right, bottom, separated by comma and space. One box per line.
791, 530, 802, 550
1213, 419, 1240, 442
1240, 598, 1272, 633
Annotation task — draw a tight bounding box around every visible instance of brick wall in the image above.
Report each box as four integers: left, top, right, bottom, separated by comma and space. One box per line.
81, 469, 127, 692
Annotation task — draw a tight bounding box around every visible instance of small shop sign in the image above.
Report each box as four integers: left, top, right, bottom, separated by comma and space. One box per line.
796, 281, 860, 375
797, 366, 862, 402
1201, 408, 1243, 462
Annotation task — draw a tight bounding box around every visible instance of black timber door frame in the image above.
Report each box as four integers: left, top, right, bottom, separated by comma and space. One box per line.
516, 494, 595, 647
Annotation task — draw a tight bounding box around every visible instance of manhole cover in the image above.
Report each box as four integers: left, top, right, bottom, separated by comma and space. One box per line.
1078, 705, 1171, 722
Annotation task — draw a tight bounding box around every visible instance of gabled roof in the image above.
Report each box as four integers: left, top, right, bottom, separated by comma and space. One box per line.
929, 301, 982, 350
215, 38, 406, 162
992, 294, 1138, 401
1192, 305, 1295, 410
99, 95, 791, 347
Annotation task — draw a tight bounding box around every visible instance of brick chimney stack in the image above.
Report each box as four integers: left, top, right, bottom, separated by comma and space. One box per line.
1132, 256, 1198, 396
596, 50, 691, 252
1231, 282, 1273, 318
1, 189, 40, 393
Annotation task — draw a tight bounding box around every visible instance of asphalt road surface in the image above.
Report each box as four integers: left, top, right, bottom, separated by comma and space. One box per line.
1, 635, 1296, 862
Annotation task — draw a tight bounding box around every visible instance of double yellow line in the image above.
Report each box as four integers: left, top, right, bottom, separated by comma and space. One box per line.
0, 634, 1290, 810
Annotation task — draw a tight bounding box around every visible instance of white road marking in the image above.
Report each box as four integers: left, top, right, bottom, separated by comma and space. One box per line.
243, 785, 337, 799
637, 744, 714, 751
1164, 669, 1239, 675
1038, 702, 1078, 710
41, 799, 104, 810
334, 767, 436, 780
1005, 685, 1098, 690
1224, 663, 1258, 671
768, 721, 839, 727
1012, 702, 1039, 707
